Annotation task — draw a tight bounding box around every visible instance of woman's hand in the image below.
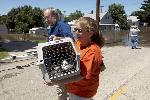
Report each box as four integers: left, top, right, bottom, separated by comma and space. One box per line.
43, 80, 54, 86
49, 35, 64, 41
49, 35, 55, 41
43, 79, 61, 86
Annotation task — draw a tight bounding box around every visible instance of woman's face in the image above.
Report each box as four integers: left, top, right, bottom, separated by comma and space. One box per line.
74, 23, 93, 46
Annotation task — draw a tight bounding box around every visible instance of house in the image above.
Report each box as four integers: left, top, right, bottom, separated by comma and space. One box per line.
0, 24, 8, 34
127, 16, 139, 26
68, 20, 77, 32
29, 27, 48, 34
84, 12, 120, 30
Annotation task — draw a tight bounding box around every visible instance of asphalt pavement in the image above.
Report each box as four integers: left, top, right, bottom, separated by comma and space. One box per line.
0, 46, 150, 100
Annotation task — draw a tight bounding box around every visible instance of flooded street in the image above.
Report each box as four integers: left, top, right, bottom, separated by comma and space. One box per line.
138, 27, 150, 47
102, 27, 150, 47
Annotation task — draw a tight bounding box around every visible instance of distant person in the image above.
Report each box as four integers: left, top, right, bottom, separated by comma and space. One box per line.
43, 7, 73, 41
45, 17, 104, 100
43, 7, 73, 100
129, 25, 140, 49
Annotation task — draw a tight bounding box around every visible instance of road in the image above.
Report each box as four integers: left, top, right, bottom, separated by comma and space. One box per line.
0, 46, 150, 100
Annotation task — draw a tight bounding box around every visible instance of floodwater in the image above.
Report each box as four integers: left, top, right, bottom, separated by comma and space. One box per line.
138, 27, 150, 47
102, 27, 150, 47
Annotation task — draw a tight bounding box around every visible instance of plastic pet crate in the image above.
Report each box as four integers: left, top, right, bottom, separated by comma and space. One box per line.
37, 38, 80, 81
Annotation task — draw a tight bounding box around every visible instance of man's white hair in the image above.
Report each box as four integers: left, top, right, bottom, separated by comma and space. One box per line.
43, 7, 61, 21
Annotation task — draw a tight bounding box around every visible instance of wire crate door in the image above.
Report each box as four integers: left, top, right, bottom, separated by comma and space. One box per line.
41, 38, 80, 80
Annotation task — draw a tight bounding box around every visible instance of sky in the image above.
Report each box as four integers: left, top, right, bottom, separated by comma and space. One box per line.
0, 0, 144, 16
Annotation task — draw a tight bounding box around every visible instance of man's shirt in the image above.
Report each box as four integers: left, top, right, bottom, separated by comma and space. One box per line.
48, 20, 73, 38
130, 28, 140, 37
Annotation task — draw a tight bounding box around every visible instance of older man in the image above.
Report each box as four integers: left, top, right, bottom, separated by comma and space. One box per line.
43, 7, 73, 100
43, 7, 73, 41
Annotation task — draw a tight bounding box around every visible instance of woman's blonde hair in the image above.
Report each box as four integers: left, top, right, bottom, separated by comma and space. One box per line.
75, 17, 104, 47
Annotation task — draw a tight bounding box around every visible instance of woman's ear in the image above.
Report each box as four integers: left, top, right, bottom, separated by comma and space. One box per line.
91, 32, 97, 41
90, 31, 95, 37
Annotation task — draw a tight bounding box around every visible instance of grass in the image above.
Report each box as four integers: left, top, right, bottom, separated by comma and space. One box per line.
0, 52, 8, 59
31, 40, 47, 44
0, 45, 8, 59
0, 39, 47, 60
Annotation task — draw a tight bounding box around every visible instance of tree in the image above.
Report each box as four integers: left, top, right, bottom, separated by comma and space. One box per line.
0, 15, 7, 24
64, 10, 84, 22
131, 11, 146, 22
131, 0, 150, 25
14, 22, 28, 33
6, 5, 44, 33
108, 3, 128, 30
56, 9, 63, 15
140, 0, 150, 25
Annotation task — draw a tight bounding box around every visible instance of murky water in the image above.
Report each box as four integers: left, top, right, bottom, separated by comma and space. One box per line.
102, 27, 150, 47
138, 27, 150, 47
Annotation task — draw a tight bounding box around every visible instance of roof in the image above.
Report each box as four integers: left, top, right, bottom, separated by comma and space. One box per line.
131, 25, 138, 28
100, 24, 115, 25
68, 20, 76, 25
127, 16, 139, 22
0, 24, 8, 34
84, 12, 108, 20
29, 27, 46, 31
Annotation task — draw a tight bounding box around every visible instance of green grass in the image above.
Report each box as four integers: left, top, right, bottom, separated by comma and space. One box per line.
0, 52, 8, 59
0, 45, 8, 59
31, 40, 47, 44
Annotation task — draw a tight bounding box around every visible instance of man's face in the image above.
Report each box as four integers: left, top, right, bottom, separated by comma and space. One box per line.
43, 10, 54, 26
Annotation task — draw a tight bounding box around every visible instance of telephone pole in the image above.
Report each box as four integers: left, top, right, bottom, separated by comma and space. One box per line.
96, 0, 100, 30
100, 6, 104, 13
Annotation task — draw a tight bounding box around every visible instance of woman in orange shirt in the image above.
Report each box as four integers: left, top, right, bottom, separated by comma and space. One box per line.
45, 17, 104, 100
66, 17, 104, 99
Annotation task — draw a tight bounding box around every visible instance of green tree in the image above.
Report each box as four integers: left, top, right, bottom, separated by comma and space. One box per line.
108, 3, 128, 30
31, 7, 44, 28
56, 9, 63, 15
131, 0, 150, 25
131, 11, 146, 22
140, 0, 150, 25
0, 15, 7, 24
14, 22, 28, 33
64, 10, 84, 22
6, 5, 44, 33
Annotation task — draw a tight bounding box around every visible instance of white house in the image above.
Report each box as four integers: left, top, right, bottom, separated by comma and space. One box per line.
68, 20, 77, 32
127, 16, 139, 26
29, 27, 48, 34
84, 12, 119, 30
0, 24, 8, 34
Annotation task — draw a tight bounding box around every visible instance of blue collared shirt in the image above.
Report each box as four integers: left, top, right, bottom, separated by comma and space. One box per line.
48, 21, 73, 38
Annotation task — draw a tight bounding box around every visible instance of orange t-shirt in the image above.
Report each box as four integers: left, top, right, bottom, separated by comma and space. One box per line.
66, 40, 102, 98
